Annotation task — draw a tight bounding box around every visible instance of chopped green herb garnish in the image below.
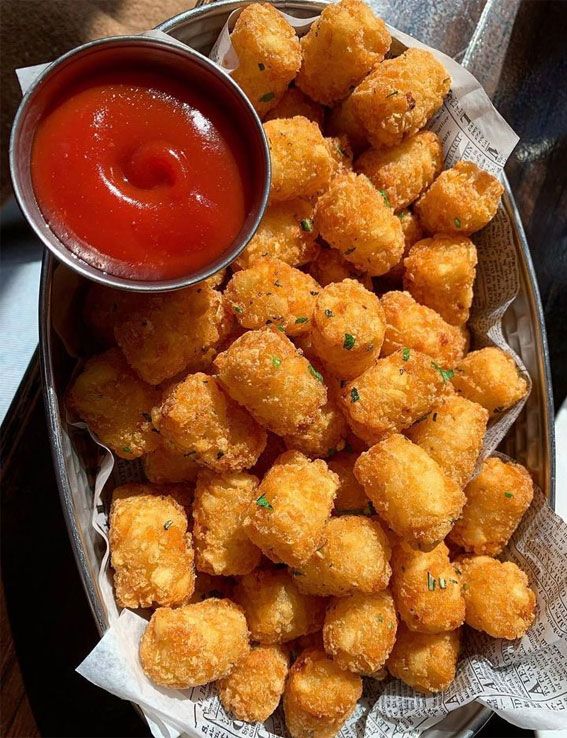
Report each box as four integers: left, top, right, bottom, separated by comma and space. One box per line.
504, 492, 514, 499
376, 614, 384, 623
397, 211, 406, 220
378, 189, 391, 208
308, 364, 324, 383
310, 290, 319, 296
258, 62, 266, 71
163, 520, 173, 530
350, 387, 360, 403
325, 309, 334, 318
233, 305, 244, 314
386, 90, 399, 98
427, 572, 436, 591
122, 446, 132, 454
431, 361, 455, 383
272, 356, 282, 368
295, 316, 309, 324
439, 577, 447, 590
402, 347, 410, 361
343, 333, 355, 350
259, 91, 275, 103
454, 217, 462, 229
300, 218, 314, 232
276, 324, 285, 332
256, 494, 273, 510
462, 583, 469, 591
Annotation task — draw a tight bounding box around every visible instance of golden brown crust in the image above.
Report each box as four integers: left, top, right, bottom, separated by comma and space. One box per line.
142, 443, 200, 485
308, 246, 373, 290
264, 87, 325, 127
283, 399, 347, 459
328, 451, 370, 514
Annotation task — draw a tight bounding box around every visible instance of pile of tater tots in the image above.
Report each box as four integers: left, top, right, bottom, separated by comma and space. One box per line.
68, 1, 536, 734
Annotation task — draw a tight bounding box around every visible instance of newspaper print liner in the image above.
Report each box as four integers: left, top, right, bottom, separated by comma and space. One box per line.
45, 8, 566, 738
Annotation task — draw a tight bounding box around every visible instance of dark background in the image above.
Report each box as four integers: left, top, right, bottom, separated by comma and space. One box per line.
1, 0, 566, 736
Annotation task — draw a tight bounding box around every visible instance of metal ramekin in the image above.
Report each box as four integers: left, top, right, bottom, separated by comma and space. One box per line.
9, 34, 271, 292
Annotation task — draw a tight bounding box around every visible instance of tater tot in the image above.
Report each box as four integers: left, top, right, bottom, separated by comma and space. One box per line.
218, 644, 289, 722
189, 571, 235, 603
354, 434, 465, 550
390, 540, 465, 633
152, 373, 267, 472
380, 209, 425, 284
327, 93, 368, 154
67, 348, 160, 460
311, 279, 386, 380
449, 457, 534, 555
323, 590, 397, 675
109, 493, 194, 608
296, 0, 391, 105
387, 625, 460, 693
315, 172, 405, 276
309, 246, 373, 290
82, 283, 134, 347
143, 443, 200, 484
328, 452, 371, 514
457, 556, 536, 639
381, 291, 468, 367
340, 349, 445, 444
295, 516, 391, 596
214, 329, 327, 436
231, 3, 301, 117
351, 48, 451, 149
355, 131, 443, 212
235, 199, 319, 270
283, 648, 362, 738
264, 87, 325, 127
192, 469, 262, 576
403, 235, 478, 326
415, 161, 504, 235
114, 285, 231, 385
111, 481, 193, 513
283, 399, 347, 458
234, 568, 327, 643
451, 347, 529, 416
265, 117, 335, 202
139, 599, 249, 688
244, 450, 337, 567
406, 394, 488, 488
225, 257, 321, 336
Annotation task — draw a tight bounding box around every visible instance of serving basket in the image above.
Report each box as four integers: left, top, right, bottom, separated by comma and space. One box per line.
38, 1, 556, 735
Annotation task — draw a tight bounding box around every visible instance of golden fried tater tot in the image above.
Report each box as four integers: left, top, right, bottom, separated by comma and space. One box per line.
114, 285, 231, 385
265, 116, 335, 202
296, 0, 390, 105
295, 516, 391, 596
355, 131, 443, 212
457, 555, 536, 639
218, 644, 289, 722
111, 481, 194, 514
82, 283, 135, 347
231, 3, 301, 117
189, 571, 235, 603
309, 246, 373, 290
381, 291, 468, 367
311, 279, 386, 380
390, 540, 465, 633
415, 161, 504, 235
109, 493, 194, 608
380, 209, 425, 284
354, 434, 465, 550
403, 234, 478, 326
152, 373, 267, 472
406, 394, 488, 488
351, 48, 450, 149
328, 452, 371, 514
340, 349, 445, 444
387, 625, 460, 693
315, 172, 404, 276
235, 199, 320, 270
143, 443, 200, 484
327, 93, 368, 154
284, 648, 362, 738
193, 469, 262, 576
234, 568, 327, 643
449, 457, 534, 555
139, 599, 249, 687
67, 348, 160, 460
451, 347, 529, 416
225, 257, 321, 336
283, 399, 347, 458
214, 329, 327, 436
323, 590, 397, 675
244, 450, 337, 567
264, 87, 325, 127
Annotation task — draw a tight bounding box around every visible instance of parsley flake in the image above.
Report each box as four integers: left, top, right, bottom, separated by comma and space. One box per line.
233, 305, 244, 314
163, 520, 173, 530
431, 361, 455, 383
454, 217, 462, 229
439, 577, 447, 590
300, 218, 314, 232
259, 91, 275, 103
386, 90, 399, 98
350, 387, 360, 403
295, 316, 309, 324
402, 347, 410, 361
276, 324, 285, 332
427, 572, 436, 591
272, 356, 282, 368
378, 189, 391, 208
256, 494, 273, 510
504, 491, 514, 499
308, 364, 324, 383
325, 309, 334, 318
310, 290, 319, 296
343, 333, 355, 350
122, 446, 132, 454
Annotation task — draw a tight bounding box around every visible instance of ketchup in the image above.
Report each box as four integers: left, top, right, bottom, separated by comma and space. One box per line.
31, 68, 250, 280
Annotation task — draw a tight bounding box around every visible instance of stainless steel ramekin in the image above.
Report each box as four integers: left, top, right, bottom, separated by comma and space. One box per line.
10, 34, 271, 292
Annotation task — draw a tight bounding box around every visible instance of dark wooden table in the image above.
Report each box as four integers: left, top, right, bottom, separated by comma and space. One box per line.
1, 1, 565, 736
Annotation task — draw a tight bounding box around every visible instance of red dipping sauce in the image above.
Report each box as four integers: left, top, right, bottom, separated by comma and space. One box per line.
31, 68, 250, 280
